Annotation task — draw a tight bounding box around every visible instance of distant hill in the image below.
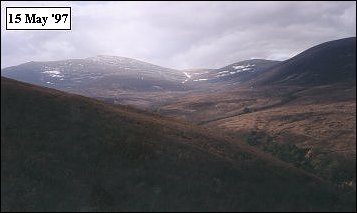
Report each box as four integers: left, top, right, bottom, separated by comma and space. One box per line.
2, 77, 355, 211
1, 55, 187, 92
253, 37, 356, 86
184, 59, 280, 85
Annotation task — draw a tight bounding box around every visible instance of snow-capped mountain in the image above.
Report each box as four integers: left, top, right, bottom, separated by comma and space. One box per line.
1, 55, 187, 92
183, 59, 280, 84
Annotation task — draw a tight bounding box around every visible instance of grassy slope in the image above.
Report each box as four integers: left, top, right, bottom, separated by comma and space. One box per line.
159, 84, 356, 158
1, 77, 355, 211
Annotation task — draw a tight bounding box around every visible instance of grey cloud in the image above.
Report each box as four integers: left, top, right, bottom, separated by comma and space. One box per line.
1, 1, 356, 69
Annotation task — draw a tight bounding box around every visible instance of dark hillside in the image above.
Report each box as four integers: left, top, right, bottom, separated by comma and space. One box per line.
254, 37, 356, 86
1, 77, 355, 211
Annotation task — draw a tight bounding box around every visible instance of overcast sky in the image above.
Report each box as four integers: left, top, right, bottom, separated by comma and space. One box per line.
1, 1, 356, 69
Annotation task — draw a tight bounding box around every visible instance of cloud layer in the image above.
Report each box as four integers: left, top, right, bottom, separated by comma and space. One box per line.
1, 1, 356, 69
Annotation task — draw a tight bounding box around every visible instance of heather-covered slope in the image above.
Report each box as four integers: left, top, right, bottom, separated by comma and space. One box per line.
1, 77, 355, 211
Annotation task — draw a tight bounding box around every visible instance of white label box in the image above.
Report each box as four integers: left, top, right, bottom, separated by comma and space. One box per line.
6, 7, 71, 30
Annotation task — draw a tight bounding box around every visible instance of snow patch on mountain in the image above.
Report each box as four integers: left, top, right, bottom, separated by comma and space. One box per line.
232, 64, 255, 70
182, 71, 192, 83
193, 79, 208, 82
43, 70, 64, 78
213, 64, 256, 79
183, 72, 191, 78
217, 70, 229, 74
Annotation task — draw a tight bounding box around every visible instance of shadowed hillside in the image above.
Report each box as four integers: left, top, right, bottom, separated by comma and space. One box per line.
253, 37, 356, 86
1, 77, 355, 211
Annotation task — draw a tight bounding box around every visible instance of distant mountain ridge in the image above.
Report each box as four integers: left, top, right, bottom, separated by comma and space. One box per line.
207, 59, 280, 84
1, 37, 355, 106
252, 37, 356, 86
1, 55, 187, 92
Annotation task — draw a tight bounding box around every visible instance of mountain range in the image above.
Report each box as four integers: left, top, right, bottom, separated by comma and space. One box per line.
2, 37, 355, 93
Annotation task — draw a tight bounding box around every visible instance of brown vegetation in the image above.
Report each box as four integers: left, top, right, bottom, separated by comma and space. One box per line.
2, 77, 355, 211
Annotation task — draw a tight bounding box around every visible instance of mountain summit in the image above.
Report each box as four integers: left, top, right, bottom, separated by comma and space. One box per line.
253, 37, 356, 86
1, 55, 187, 92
